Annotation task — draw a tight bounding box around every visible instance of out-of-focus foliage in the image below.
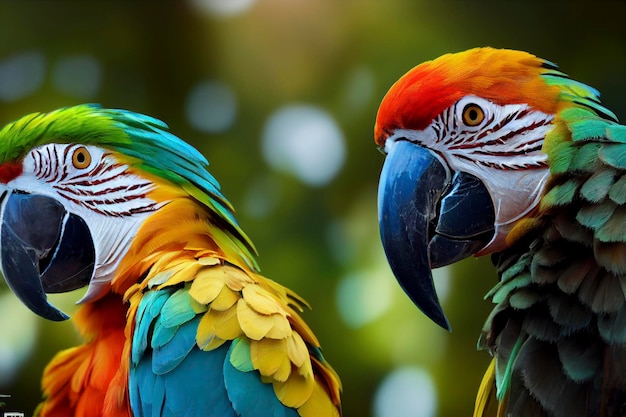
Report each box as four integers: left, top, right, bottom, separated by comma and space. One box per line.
0, 1, 624, 416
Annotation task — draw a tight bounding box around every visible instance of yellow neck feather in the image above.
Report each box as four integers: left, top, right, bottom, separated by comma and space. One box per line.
110, 192, 251, 297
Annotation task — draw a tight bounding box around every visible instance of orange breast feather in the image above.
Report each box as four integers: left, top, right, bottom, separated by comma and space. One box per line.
36, 293, 131, 417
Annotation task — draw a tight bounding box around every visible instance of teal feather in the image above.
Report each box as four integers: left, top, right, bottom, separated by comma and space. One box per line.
151, 323, 177, 350
224, 342, 299, 417
569, 142, 602, 172
508, 288, 541, 309
491, 273, 531, 304
580, 169, 617, 203
150, 287, 195, 349
152, 316, 200, 375
132, 290, 170, 366
609, 174, 626, 204
568, 118, 612, 141
485, 252, 533, 301
541, 179, 580, 208
575, 200, 617, 230
606, 124, 626, 142
229, 338, 255, 372
158, 287, 196, 329
596, 206, 626, 242
599, 143, 626, 170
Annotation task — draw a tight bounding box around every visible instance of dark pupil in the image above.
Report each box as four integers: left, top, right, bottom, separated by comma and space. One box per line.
468, 108, 478, 121
76, 152, 85, 163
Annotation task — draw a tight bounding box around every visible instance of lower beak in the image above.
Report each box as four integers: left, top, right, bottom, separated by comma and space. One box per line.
0, 191, 95, 321
378, 140, 495, 330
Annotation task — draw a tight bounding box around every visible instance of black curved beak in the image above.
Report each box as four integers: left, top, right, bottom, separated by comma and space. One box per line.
0, 191, 95, 321
378, 140, 495, 330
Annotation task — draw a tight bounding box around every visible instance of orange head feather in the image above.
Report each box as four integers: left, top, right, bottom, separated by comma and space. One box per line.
374, 47, 562, 146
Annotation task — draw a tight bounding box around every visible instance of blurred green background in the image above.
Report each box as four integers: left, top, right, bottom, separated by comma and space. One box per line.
0, 1, 624, 416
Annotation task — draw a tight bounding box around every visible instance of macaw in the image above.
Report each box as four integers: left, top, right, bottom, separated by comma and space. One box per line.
0, 105, 342, 417
374, 47, 626, 417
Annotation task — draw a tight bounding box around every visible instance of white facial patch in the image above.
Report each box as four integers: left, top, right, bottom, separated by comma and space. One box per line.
11, 143, 162, 302
390, 96, 554, 253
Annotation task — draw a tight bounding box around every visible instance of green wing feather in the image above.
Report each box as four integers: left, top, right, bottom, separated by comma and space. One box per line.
480, 68, 626, 417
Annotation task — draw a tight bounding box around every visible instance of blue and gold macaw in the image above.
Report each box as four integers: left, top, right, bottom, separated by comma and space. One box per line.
0, 105, 342, 417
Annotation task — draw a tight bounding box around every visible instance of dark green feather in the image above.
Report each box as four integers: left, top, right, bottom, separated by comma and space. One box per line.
599, 143, 626, 171
569, 142, 603, 173
540, 178, 580, 209
609, 174, 626, 204
480, 55, 626, 417
575, 200, 617, 231
580, 168, 616, 202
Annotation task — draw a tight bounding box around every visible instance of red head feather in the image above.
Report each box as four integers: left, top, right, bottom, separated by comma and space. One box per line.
374, 47, 562, 146
0, 162, 22, 183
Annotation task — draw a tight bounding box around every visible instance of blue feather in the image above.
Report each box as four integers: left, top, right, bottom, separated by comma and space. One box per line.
223, 342, 299, 417
158, 288, 197, 329
133, 290, 170, 365
130, 343, 238, 417
152, 316, 200, 375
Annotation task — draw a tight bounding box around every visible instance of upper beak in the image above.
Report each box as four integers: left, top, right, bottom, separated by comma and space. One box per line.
0, 190, 95, 321
377, 140, 495, 330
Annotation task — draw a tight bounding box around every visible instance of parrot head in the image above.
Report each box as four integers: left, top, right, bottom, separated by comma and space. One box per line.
0, 104, 254, 321
375, 47, 616, 329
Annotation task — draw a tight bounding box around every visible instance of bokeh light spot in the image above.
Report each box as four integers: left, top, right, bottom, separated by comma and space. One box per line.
189, 0, 256, 17
186, 80, 237, 134
373, 367, 437, 417
52, 54, 102, 98
243, 175, 282, 218
0, 51, 46, 102
262, 105, 345, 187
336, 271, 393, 328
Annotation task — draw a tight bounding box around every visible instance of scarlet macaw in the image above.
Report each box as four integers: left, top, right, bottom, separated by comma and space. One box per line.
375, 48, 626, 416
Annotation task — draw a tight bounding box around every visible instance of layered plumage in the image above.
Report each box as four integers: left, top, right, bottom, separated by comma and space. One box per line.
374, 48, 626, 416
0, 105, 341, 417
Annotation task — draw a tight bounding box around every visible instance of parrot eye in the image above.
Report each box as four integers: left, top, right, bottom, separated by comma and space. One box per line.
72, 146, 92, 169
461, 103, 485, 127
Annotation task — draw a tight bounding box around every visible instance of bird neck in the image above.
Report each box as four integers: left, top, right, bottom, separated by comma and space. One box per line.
495, 102, 616, 271
498, 107, 585, 250
110, 196, 253, 297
